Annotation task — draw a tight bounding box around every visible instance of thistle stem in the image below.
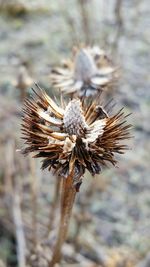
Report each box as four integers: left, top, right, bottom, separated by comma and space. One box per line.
49, 173, 76, 267
47, 178, 61, 235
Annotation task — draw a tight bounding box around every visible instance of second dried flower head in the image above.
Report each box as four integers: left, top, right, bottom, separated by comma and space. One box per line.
50, 46, 117, 97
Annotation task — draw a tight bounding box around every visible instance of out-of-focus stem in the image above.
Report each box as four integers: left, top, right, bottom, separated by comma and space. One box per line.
5, 140, 26, 267
77, 0, 91, 44
29, 156, 38, 248
114, 0, 123, 27
49, 173, 76, 267
112, 0, 123, 54
12, 191, 27, 267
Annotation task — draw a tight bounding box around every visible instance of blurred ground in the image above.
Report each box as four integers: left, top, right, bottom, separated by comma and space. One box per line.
0, 0, 150, 266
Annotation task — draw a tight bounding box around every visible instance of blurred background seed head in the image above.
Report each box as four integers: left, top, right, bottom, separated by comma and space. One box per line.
50, 45, 117, 97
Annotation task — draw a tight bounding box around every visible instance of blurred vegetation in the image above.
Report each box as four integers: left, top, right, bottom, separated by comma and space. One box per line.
0, 0, 150, 266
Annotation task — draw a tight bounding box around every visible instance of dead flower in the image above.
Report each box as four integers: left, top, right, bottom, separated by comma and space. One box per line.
50, 46, 117, 97
21, 86, 131, 190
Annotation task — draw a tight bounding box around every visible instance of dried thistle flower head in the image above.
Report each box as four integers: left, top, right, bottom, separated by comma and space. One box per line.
50, 46, 117, 97
22, 86, 131, 190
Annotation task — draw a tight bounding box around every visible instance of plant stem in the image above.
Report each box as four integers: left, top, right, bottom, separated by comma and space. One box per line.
77, 0, 91, 44
29, 156, 38, 248
49, 173, 76, 267
47, 177, 61, 235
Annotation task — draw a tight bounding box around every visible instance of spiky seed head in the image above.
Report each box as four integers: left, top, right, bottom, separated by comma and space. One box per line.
63, 99, 88, 136
21, 87, 131, 191
50, 46, 117, 97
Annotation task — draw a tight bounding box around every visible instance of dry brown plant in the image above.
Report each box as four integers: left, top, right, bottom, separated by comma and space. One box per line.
21, 85, 131, 266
